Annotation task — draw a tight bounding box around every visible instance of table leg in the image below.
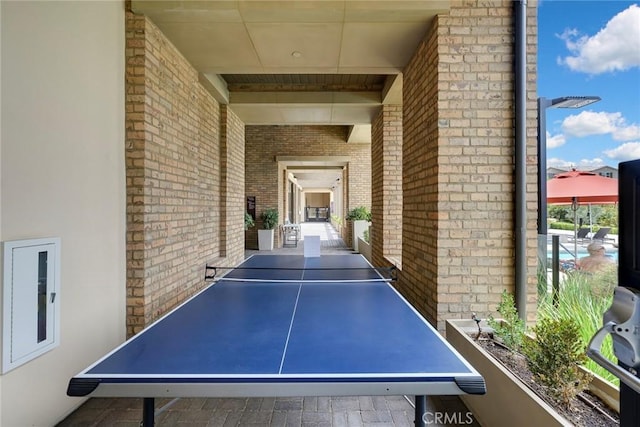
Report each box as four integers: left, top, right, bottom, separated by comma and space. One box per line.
414, 395, 426, 427
142, 397, 155, 427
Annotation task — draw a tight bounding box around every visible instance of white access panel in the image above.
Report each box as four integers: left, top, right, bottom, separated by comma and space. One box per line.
2, 238, 60, 373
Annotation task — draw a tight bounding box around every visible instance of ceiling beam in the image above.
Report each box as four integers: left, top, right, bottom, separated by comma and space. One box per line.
382, 74, 403, 105
347, 125, 372, 144
199, 73, 230, 105
229, 91, 380, 105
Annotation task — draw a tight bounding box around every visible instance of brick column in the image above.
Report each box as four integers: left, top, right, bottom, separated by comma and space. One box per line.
401, 0, 538, 331
371, 105, 403, 268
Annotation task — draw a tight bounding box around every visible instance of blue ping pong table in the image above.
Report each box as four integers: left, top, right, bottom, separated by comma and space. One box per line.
68, 254, 485, 426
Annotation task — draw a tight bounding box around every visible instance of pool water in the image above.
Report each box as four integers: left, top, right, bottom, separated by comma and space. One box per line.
548, 248, 618, 262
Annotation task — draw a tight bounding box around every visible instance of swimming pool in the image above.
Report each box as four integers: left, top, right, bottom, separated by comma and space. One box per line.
547, 247, 618, 262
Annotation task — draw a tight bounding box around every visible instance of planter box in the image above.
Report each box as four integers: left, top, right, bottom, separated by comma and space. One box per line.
352, 220, 369, 252
446, 319, 572, 427
357, 238, 371, 262
258, 229, 274, 250
587, 369, 619, 413
446, 319, 620, 425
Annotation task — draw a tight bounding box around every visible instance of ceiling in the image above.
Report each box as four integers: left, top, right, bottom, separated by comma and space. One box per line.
291, 167, 346, 190
130, 0, 450, 189
279, 156, 350, 190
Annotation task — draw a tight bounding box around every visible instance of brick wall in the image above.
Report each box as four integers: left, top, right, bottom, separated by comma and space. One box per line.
245, 125, 371, 248
371, 105, 403, 268
124, 1, 537, 336
125, 13, 245, 336
220, 105, 246, 261
400, 0, 538, 330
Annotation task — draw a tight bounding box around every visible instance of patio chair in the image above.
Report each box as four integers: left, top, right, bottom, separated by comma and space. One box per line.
591, 227, 611, 242
570, 227, 590, 243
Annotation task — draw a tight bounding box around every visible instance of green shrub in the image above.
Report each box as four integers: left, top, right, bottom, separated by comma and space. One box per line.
548, 206, 572, 223
537, 270, 618, 385
260, 208, 279, 230
488, 291, 526, 352
522, 318, 592, 409
537, 253, 548, 298
244, 212, 255, 230
548, 204, 618, 232
547, 221, 576, 231
346, 206, 371, 221
363, 228, 370, 243
597, 205, 618, 228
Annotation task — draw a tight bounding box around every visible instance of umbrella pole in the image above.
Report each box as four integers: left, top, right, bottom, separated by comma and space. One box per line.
572, 197, 578, 264
574, 221, 578, 263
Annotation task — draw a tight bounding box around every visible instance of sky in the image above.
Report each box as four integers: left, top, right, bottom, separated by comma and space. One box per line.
538, 0, 640, 171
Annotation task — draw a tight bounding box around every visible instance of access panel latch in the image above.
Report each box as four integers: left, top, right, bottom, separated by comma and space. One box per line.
587, 286, 640, 393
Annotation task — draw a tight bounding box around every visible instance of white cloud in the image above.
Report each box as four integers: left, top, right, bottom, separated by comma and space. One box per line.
557, 4, 640, 74
562, 111, 617, 137
603, 141, 640, 161
561, 111, 639, 141
576, 158, 606, 170
546, 131, 566, 148
612, 124, 640, 141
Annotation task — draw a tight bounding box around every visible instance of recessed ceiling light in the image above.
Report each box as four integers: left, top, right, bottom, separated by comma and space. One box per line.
291, 51, 302, 58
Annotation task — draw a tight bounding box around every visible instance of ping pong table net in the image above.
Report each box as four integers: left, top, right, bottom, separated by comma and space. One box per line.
204, 264, 397, 283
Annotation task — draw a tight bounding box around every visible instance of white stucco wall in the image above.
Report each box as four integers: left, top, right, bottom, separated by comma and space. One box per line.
0, 1, 126, 425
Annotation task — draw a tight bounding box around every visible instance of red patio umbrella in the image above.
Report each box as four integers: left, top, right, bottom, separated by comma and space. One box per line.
546, 169, 618, 262
547, 169, 618, 205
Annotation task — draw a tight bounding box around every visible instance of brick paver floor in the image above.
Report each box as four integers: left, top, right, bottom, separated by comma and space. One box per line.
58, 394, 480, 426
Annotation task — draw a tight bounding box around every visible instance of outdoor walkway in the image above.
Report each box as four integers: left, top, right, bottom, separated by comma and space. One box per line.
58, 222, 478, 426
246, 222, 352, 257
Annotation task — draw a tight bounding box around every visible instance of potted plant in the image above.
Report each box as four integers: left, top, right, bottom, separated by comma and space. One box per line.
330, 214, 343, 233
244, 212, 255, 231
258, 208, 279, 250
346, 206, 371, 252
